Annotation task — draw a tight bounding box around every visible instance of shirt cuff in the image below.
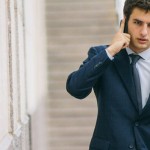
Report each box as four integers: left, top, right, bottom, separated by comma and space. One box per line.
105, 48, 114, 60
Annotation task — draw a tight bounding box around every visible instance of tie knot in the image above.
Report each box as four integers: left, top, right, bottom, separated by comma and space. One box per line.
130, 54, 141, 65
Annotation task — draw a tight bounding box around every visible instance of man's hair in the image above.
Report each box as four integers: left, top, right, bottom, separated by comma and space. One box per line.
123, 0, 150, 20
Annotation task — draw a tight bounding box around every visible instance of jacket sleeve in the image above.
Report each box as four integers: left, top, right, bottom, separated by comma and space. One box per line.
66, 45, 112, 99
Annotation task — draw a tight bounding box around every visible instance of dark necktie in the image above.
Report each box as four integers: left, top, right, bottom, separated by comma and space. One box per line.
130, 54, 142, 112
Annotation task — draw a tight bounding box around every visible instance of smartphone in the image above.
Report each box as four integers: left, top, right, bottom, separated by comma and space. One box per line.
124, 20, 128, 33
120, 19, 128, 33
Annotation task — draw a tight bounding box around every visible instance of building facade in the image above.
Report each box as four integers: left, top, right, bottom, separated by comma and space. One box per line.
0, 0, 48, 149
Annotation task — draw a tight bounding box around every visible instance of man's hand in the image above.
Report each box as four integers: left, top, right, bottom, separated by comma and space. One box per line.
107, 18, 131, 56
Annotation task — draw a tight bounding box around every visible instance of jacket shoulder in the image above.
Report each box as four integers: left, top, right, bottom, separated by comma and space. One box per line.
88, 45, 108, 56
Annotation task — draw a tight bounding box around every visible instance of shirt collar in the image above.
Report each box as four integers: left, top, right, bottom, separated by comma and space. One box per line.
126, 47, 150, 60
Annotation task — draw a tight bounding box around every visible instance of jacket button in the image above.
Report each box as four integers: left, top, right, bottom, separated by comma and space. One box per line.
135, 122, 139, 127
128, 144, 134, 149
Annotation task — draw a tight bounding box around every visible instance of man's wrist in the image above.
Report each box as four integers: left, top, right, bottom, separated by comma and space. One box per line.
105, 48, 114, 60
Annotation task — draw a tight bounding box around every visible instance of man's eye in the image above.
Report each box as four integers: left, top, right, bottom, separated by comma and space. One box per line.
134, 21, 141, 25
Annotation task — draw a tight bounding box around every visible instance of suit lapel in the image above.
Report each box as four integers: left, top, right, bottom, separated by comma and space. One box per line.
113, 49, 139, 112
140, 95, 150, 117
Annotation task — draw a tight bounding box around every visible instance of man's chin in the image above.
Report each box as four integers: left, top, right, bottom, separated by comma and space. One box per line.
138, 44, 150, 51
129, 44, 150, 53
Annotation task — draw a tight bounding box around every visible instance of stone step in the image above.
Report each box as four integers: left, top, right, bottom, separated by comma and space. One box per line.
48, 126, 93, 136
48, 66, 81, 74
49, 81, 76, 90
47, 116, 96, 127
48, 34, 113, 45
47, 71, 73, 81
47, 44, 97, 52
46, 1, 114, 11
46, 146, 88, 150
47, 136, 90, 148
49, 83, 91, 93
48, 89, 95, 99
46, 9, 115, 20
46, 0, 109, 2
47, 70, 75, 80
47, 107, 97, 118
48, 51, 87, 60
48, 53, 84, 59
46, 94, 96, 107
47, 45, 98, 56
47, 26, 116, 37
46, 0, 113, 4
47, 15, 116, 23
47, 102, 96, 110
47, 18, 116, 28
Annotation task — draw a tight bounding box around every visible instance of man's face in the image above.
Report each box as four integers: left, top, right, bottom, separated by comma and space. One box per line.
128, 7, 150, 53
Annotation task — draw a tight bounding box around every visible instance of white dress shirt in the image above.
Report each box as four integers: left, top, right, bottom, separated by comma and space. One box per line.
106, 48, 150, 108
126, 47, 150, 108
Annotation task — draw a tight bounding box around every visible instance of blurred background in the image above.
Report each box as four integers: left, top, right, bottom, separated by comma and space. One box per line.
0, 0, 124, 150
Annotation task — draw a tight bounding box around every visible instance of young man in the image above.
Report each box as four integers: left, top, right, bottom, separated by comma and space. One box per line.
66, 0, 150, 150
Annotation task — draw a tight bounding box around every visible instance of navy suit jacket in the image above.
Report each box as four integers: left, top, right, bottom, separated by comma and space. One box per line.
66, 45, 150, 150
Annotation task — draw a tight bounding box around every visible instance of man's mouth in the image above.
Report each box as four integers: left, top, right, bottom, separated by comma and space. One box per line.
138, 38, 148, 44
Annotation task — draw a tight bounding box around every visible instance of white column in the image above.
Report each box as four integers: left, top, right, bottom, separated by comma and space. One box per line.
24, 0, 48, 149
0, 1, 10, 148
116, 0, 125, 24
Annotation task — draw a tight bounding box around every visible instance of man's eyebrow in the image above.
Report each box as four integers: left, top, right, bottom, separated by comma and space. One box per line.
133, 19, 143, 22
133, 18, 150, 24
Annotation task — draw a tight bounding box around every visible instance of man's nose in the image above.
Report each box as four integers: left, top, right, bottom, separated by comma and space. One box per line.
140, 24, 148, 36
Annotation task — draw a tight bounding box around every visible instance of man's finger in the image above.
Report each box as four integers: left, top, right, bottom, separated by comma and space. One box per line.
119, 18, 125, 33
